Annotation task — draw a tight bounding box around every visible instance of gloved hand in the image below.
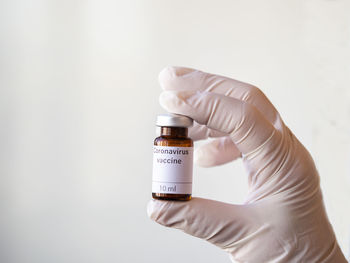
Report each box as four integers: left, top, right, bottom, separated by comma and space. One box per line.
147, 66, 347, 263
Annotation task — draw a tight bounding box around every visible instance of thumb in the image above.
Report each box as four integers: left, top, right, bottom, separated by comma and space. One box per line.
147, 198, 257, 249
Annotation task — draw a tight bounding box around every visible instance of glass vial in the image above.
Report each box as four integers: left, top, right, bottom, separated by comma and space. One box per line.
152, 114, 193, 201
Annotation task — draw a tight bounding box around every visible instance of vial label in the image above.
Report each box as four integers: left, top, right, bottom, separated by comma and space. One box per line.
152, 146, 193, 194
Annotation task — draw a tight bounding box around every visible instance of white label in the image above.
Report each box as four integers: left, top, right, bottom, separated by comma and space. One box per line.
152, 146, 193, 194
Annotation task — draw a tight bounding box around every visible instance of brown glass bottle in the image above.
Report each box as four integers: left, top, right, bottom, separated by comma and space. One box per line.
152, 114, 193, 201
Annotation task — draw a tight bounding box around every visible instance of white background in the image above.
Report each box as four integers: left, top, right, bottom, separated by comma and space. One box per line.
1, 0, 350, 262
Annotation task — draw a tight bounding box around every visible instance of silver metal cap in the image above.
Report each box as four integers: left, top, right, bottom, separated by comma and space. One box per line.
156, 113, 193, 128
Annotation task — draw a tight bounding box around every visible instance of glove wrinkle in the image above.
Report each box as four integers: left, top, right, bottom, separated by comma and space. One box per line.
228, 223, 270, 249
241, 129, 276, 158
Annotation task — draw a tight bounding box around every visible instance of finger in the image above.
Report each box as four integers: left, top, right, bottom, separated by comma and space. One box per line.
159, 66, 283, 130
195, 137, 241, 167
189, 121, 228, 141
147, 198, 257, 249
190, 123, 241, 167
159, 90, 280, 155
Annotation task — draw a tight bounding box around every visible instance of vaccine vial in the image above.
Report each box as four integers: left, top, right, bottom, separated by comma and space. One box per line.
152, 114, 193, 201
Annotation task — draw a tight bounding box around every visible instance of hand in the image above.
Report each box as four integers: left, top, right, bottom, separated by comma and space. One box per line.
147, 66, 347, 263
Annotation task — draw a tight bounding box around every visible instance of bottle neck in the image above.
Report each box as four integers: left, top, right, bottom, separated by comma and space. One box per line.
160, 127, 188, 138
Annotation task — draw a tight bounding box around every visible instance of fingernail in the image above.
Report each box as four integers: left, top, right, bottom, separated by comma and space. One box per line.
158, 66, 197, 91
159, 90, 198, 113
159, 66, 195, 81
170, 66, 195, 77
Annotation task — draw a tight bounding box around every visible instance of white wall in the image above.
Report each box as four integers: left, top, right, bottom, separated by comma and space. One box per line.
1, 0, 349, 262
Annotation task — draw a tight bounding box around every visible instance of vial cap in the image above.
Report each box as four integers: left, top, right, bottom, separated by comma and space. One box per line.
156, 113, 193, 128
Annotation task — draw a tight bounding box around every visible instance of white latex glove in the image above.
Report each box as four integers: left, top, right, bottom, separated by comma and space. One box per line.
147, 66, 347, 263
